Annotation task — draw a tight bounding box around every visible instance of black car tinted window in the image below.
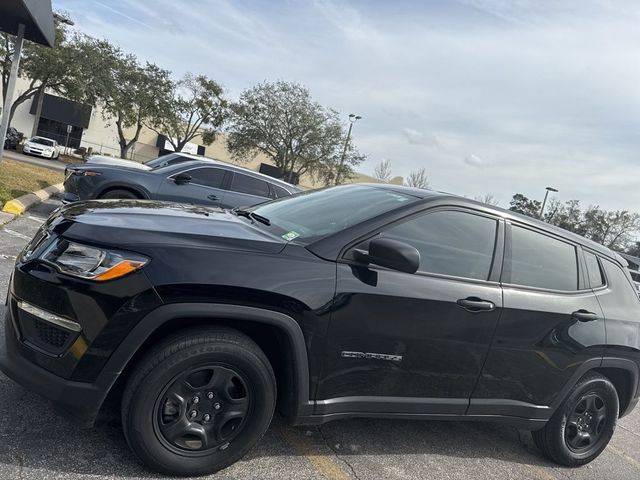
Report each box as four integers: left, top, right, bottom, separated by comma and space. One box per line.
231, 173, 270, 198
186, 168, 225, 189
271, 184, 290, 199
380, 210, 497, 280
584, 251, 605, 288
509, 226, 578, 291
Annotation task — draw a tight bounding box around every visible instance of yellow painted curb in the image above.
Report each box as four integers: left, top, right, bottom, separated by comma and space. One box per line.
2, 199, 26, 215
33, 189, 49, 201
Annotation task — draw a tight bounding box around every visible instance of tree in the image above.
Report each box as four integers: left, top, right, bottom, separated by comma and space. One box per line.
1, 14, 82, 126
580, 207, 640, 251
509, 193, 542, 218
405, 168, 430, 189
474, 193, 499, 206
77, 37, 173, 158
227, 81, 364, 185
509, 193, 640, 251
149, 73, 226, 152
374, 159, 392, 182
626, 242, 640, 258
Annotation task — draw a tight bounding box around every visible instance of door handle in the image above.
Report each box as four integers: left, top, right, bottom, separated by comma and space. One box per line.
456, 297, 495, 312
572, 310, 599, 322
207, 194, 218, 201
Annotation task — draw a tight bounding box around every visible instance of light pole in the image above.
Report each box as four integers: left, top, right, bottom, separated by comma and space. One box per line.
335, 113, 361, 185
539, 186, 559, 219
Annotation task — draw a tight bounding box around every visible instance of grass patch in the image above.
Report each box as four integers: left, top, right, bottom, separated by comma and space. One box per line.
0, 160, 64, 208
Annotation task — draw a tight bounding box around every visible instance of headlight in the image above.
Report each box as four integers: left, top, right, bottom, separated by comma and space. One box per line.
39, 239, 148, 281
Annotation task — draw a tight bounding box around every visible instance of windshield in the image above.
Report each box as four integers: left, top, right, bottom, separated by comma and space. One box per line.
251, 185, 418, 243
30, 137, 54, 146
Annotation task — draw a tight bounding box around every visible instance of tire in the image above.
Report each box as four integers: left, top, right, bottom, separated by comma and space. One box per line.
100, 189, 139, 199
532, 372, 618, 467
121, 327, 276, 476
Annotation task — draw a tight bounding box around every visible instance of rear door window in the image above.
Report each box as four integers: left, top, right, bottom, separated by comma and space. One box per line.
231, 173, 270, 198
507, 226, 578, 291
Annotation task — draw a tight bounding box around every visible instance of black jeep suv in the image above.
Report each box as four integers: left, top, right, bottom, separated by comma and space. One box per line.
1, 184, 639, 476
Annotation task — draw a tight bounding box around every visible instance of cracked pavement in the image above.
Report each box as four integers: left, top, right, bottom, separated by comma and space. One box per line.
0, 199, 639, 479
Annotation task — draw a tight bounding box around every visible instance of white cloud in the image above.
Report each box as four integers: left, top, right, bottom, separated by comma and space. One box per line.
54, 0, 640, 211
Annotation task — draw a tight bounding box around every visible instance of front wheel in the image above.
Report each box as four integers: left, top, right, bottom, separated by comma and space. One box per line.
532, 372, 618, 466
122, 327, 276, 476
100, 189, 139, 199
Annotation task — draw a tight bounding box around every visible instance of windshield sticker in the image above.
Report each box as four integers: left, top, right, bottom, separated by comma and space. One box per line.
282, 231, 300, 241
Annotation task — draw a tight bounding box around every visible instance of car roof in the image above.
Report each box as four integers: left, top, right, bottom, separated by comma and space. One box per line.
356, 184, 621, 262
30, 136, 56, 141
164, 157, 301, 192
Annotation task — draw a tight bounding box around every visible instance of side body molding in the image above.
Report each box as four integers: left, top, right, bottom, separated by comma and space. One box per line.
97, 303, 314, 418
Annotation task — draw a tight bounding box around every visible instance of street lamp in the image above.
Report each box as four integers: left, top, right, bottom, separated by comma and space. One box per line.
539, 186, 559, 219
335, 113, 362, 185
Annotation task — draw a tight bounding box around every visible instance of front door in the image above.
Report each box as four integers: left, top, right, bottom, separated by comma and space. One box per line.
316, 208, 505, 415
156, 166, 229, 207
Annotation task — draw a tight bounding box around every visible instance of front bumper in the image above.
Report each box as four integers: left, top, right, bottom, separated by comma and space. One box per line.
23, 147, 55, 158
0, 305, 117, 427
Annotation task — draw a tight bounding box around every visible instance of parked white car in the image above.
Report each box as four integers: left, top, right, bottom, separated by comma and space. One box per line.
22, 136, 60, 159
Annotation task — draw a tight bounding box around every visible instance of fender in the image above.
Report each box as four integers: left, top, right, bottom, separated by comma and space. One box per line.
94, 303, 314, 419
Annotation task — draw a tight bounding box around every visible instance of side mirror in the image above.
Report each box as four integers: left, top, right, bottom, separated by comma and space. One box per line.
355, 237, 420, 274
174, 173, 192, 185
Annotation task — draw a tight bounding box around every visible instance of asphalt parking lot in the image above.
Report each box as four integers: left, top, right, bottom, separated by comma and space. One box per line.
0, 199, 639, 479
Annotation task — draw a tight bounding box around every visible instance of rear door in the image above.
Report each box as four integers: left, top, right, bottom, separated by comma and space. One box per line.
223, 172, 272, 209
317, 208, 505, 415
470, 223, 606, 419
156, 166, 229, 207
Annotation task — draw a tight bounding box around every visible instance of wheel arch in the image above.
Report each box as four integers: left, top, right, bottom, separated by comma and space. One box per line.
97, 184, 147, 199
98, 303, 313, 422
550, 357, 639, 419
596, 357, 640, 417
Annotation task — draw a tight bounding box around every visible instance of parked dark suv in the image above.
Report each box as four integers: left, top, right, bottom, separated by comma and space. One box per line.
1, 184, 639, 476
63, 158, 301, 209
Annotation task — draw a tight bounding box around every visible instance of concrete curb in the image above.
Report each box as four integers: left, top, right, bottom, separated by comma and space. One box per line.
1, 182, 64, 219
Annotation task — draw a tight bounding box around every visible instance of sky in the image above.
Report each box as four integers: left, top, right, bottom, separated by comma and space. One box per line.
53, 0, 640, 210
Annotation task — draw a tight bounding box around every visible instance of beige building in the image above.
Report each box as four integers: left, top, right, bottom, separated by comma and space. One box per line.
9, 78, 403, 188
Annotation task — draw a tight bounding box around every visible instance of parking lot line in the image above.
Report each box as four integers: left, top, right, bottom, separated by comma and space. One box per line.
2, 229, 31, 241
278, 426, 352, 480
609, 445, 640, 470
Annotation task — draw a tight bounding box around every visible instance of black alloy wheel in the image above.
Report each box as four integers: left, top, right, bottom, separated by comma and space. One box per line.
122, 327, 276, 476
564, 393, 608, 453
154, 365, 251, 454
532, 372, 618, 467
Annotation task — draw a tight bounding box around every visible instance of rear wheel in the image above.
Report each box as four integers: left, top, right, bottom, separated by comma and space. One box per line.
100, 189, 139, 199
532, 372, 618, 466
122, 328, 276, 476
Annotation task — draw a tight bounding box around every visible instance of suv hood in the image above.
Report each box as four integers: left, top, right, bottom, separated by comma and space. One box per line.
46, 200, 286, 254
85, 155, 151, 170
